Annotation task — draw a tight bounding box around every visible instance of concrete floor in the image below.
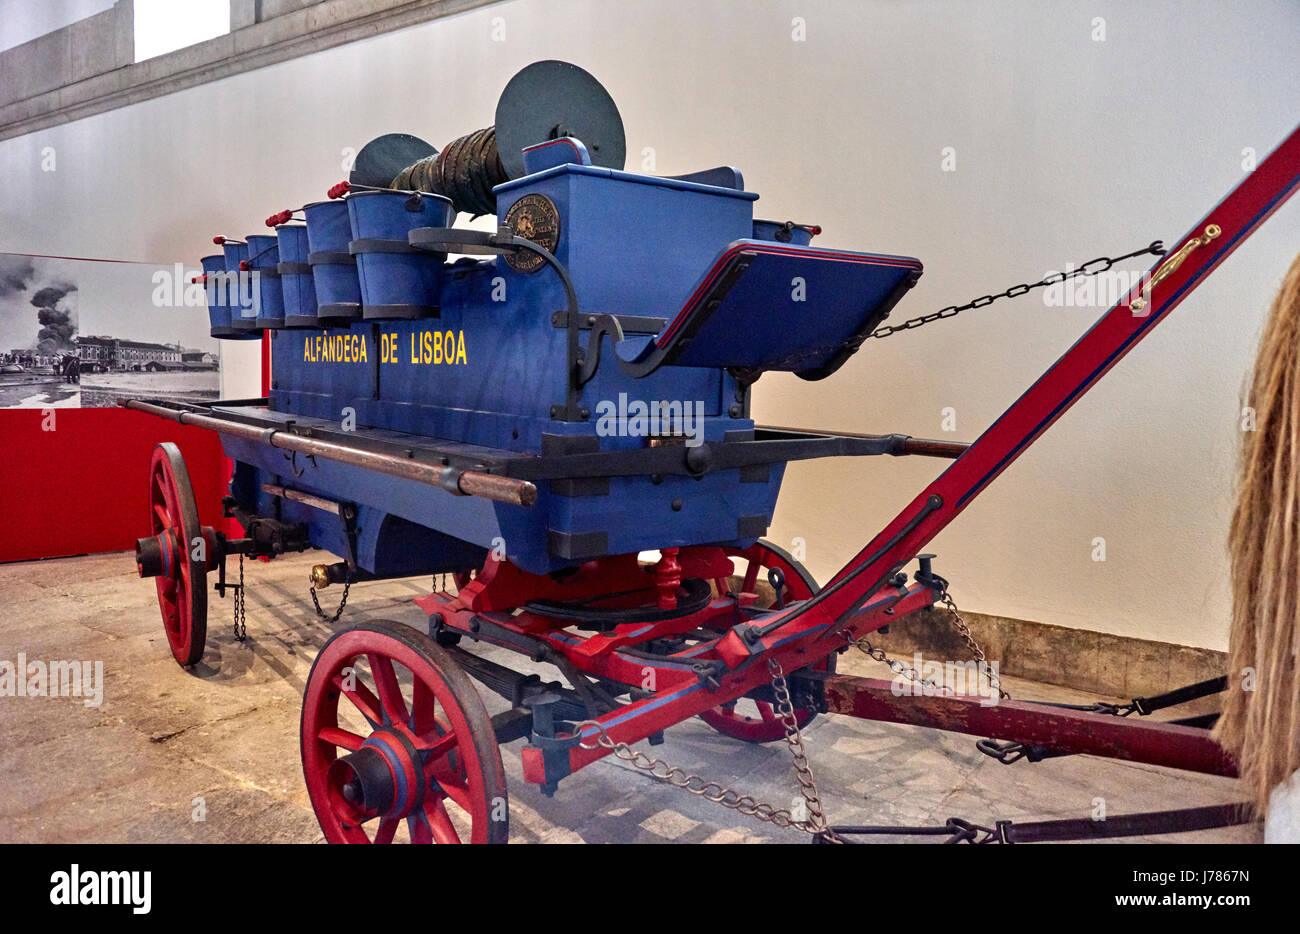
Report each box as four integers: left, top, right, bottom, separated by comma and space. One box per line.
0, 549, 1256, 844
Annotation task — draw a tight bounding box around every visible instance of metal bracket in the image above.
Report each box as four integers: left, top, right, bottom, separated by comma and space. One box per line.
574, 314, 626, 387
552, 311, 667, 333
912, 553, 947, 595
337, 503, 359, 571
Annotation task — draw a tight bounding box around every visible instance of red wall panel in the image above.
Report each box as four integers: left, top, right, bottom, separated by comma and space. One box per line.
0, 409, 230, 563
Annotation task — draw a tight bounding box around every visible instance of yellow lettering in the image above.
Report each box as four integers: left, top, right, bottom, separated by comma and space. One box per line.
326, 329, 471, 366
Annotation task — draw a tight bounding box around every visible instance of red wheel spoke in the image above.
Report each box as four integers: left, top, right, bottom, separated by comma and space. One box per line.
435, 776, 473, 813
335, 671, 385, 728
368, 653, 410, 725
373, 817, 398, 844
741, 559, 760, 594
425, 799, 462, 844
318, 726, 365, 751
410, 679, 438, 734
757, 702, 777, 724
407, 813, 434, 844
415, 730, 458, 759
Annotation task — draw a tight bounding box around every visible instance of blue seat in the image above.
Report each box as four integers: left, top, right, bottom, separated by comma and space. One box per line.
616, 239, 923, 380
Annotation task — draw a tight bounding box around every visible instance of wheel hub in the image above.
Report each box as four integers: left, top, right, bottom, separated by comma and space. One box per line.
136, 528, 179, 579
327, 728, 426, 821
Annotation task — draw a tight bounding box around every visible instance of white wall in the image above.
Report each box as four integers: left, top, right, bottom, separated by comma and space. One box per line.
1, 0, 1296, 648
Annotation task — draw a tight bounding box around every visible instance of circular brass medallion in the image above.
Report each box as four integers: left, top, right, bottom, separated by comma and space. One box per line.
503, 194, 560, 273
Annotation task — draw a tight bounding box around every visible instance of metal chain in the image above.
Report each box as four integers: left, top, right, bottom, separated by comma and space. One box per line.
232, 553, 247, 642
869, 241, 1166, 339
573, 658, 842, 842
310, 571, 350, 623
765, 657, 838, 841
840, 586, 1009, 700
839, 629, 952, 695
939, 589, 1009, 699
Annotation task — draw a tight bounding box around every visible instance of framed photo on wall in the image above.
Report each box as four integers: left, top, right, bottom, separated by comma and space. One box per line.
0, 253, 219, 409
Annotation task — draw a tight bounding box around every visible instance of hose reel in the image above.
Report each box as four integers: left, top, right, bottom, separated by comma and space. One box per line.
348, 60, 627, 217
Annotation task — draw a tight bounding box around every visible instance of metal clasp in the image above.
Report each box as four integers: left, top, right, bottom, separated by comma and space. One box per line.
1131, 224, 1221, 311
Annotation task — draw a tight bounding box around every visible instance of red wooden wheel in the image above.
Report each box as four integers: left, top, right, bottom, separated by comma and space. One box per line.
301, 620, 508, 844
698, 540, 834, 743
145, 442, 208, 667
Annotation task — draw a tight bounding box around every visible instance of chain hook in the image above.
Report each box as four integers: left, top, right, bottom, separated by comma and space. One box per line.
310, 566, 351, 622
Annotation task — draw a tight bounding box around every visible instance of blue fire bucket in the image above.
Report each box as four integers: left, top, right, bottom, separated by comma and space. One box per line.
304, 199, 362, 323
246, 234, 285, 329
347, 190, 454, 320
275, 224, 318, 327
221, 240, 260, 333
202, 253, 255, 339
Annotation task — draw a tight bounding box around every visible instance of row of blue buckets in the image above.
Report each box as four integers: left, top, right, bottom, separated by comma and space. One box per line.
203, 189, 455, 339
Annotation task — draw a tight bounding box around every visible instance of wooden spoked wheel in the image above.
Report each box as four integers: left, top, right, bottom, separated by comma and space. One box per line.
145, 442, 208, 667
301, 620, 508, 844
698, 540, 834, 743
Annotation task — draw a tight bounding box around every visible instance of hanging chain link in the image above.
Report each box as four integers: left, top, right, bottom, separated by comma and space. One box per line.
765, 657, 838, 841
839, 629, 951, 695
939, 588, 1009, 699
840, 584, 1009, 700
868, 241, 1166, 339
232, 553, 247, 642
574, 657, 842, 842
310, 570, 351, 623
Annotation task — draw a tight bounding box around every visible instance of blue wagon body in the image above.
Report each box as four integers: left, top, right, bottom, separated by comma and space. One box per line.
196, 140, 919, 578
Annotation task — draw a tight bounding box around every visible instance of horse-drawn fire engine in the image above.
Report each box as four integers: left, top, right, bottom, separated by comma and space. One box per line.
127, 61, 1300, 843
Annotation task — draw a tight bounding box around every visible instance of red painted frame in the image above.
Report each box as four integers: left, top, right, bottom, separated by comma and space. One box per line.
414, 122, 1300, 792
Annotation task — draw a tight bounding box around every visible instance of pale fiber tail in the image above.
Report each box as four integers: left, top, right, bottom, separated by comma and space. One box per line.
1216, 252, 1300, 815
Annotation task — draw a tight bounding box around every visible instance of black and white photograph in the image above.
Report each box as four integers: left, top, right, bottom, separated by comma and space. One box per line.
0, 254, 219, 409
